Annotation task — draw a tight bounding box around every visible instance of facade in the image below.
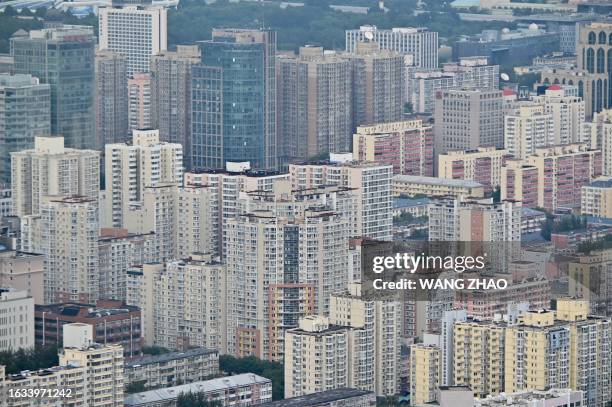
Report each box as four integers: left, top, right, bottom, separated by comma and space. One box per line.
576, 23, 612, 116
0, 250, 43, 304
581, 177, 612, 218
35, 300, 142, 358
434, 89, 504, 155
289, 162, 393, 241
569, 250, 612, 319
150, 45, 200, 168
10, 25, 95, 150
345, 25, 438, 69
0, 288, 34, 351
104, 129, 182, 228
128, 73, 152, 131
437, 147, 510, 191
193, 29, 277, 170
277, 46, 352, 162
410, 344, 441, 405
0, 74, 50, 186
582, 109, 612, 175
98, 5, 168, 77
353, 120, 433, 177
124, 347, 219, 390
392, 175, 485, 199
95, 50, 129, 148
540, 68, 606, 120
504, 104, 555, 160
124, 373, 272, 406
348, 42, 405, 130
10, 136, 100, 218
533, 85, 585, 146
502, 143, 602, 211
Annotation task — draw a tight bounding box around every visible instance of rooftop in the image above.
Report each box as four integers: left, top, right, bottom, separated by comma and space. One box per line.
125, 347, 218, 368
393, 175, 483, 188
261, 388, 375, 406
587, 177, 612, 189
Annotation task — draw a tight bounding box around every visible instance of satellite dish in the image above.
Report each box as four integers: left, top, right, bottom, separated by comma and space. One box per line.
365, 31, 374, 41
501, 73, 510, 81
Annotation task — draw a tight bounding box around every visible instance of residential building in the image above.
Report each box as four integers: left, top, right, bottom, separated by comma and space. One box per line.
124, 374, 272, 406
347, 42, 405, 129
262, 388, 376, 407
353, 120, 433, 177
0, 74, 50, 186
504, 104, 555, 160
392, 175, 485, 199
540, 68, 605, 120
581, 177, 612, 218
124, 347, 219, 390
568, 250, 612, 319
125, 263, 163, 347
502, 144, 602, 211
0, 287, 34, 351
10, 25, 95, 150
104, 129, 182, 228
10, 136, 100, 217
582, 109, 612, 175
434, 89, 504, 155
0, 187, 10, 220
192, 29, 277, 170
150, 45, 201, 168
410, 344, 441, 405
475, 389, 584, 406
277, 46, 352, 162
0, 249, 44, 304
289, 161, 393, 241
128, 73, 152, 131
438, 147, 510, 191
284, 316, 350, 398
35, 300, 142, 358
98, 4, 168, 77
345, 26, 439, 69
95, 50, 128, 149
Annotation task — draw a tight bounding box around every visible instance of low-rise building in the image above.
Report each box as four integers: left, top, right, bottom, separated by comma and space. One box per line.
0, 287, 34, 351
437, 147, 510, 191
124, 373, 273, 406
35, 300, 142, 358
392, 175, 485, 199
261, 388, 376, 406
475, 389, 583, 406
124, 347, 219, 390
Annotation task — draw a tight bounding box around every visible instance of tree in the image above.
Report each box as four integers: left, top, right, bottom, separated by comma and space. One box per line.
142, 345, 171, 355
177, 392, 223, 407
219, 355, 284, 400
492, 186, 501, 203
125, 381, 147, 394
0, 346, 59, 374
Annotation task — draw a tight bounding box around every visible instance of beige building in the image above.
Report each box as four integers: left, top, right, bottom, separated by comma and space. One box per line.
284, 316, 350, 398
0, 287, 34, 351
10, 136, 99, 217
277, 46, 352, 161
330, 283, 401, 396
568, 250, 612, 317
581, 177, 612, 218
126, 263, 163, 347
289, 161, 393, 241
410, 344, 441, 405
583, 109, 612, 176
393, 175, 485, 199
104, 129, 182, 229
128, 73, 151, 131
0, 250, 44, 304
504, 103, 555, 159
437, 147, 510, 189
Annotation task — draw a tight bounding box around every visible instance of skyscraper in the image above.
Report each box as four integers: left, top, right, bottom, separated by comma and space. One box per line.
0, 74, 50, 186
277, 46, 352, 162
10, 26, 95, 150
576, 22, 611, 115
192, 29, 277, 170
151, 45, 200, 168
98, 4, 168, 77
95, 50, 129, 148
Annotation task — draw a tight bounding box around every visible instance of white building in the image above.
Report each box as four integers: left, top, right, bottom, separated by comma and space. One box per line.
10, 136, 99, 217
532, 84, 585, 146
345, 25, 439, 69
0, 287, 33, 351
99, 5, 167, 77
505, 104, 555, 159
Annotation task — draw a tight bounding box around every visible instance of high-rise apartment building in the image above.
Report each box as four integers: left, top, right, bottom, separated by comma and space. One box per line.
128, 73, 152, 131
348, 42, 405, 129
95, 50, 128, 149
11, 136, 100, 217
353, 120, 433, 177
10, 25, 95, 150
583, 109, 612, 175
289, 161, 393, 241
277, 46, 352, 162
409, 344, 441, 405
346, 26, 439, 69
581, 177, 612, 219
150, 45, 200, 168
98, 4, 168, 77
0, 287, 34, 351
502, 143, 602, 211
534, 85, 585, 146
0, 250, 44, 304
104, 129, 182, 228
192, 29, 277, 170
434, 89, 504, 156
0, 74, 50, 186
505, 104, 555, 160
437, 147, 510, 191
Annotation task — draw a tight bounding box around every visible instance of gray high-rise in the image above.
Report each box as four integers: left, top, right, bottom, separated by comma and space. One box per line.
0, 74, 50, 185
151, 45, 200, 169
10, 26, 95, 150
192, 29, 277, 170
95, 50, 129, 148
